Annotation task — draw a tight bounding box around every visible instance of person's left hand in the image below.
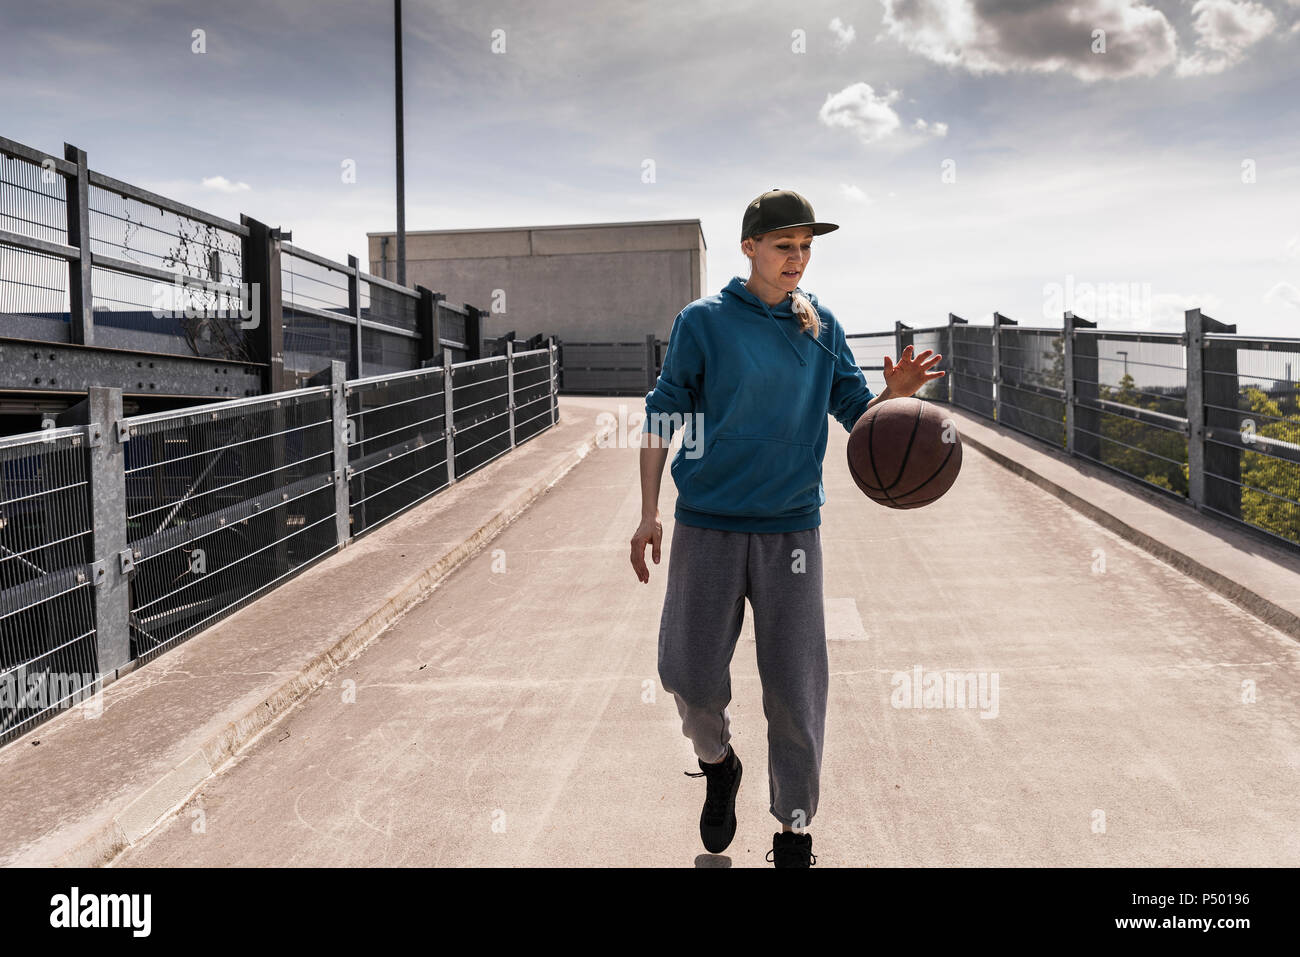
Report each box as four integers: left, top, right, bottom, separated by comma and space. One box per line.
883, 344, 945, 398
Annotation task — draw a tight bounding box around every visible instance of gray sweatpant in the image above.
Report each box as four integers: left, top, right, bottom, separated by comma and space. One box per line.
656, 520, 828, 828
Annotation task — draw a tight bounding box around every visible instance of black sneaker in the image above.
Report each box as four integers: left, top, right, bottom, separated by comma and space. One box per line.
766, 830, 817, 867
683, 744, 742, 853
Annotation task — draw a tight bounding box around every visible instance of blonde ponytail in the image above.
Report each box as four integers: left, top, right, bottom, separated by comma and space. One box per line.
741, 229, 823, 339
790, 290, 821, 340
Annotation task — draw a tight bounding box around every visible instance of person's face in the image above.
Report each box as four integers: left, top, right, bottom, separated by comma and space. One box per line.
743, 227, 814, 294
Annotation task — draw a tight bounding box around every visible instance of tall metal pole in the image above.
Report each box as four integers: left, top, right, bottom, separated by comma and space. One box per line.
395, 0, 407, 287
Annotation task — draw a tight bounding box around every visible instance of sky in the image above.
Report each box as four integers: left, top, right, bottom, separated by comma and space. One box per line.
4, 0, 1300, 337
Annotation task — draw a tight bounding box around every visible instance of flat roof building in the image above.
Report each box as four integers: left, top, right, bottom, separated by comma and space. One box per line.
367, 219, 707, 355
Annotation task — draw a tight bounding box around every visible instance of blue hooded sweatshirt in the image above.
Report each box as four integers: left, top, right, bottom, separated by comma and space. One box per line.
642, 275, 877, 532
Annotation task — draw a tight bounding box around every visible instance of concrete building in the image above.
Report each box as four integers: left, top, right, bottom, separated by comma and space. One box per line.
367, 219, 706, 350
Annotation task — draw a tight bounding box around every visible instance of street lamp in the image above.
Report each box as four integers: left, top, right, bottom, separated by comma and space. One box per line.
394, 0, 406, 286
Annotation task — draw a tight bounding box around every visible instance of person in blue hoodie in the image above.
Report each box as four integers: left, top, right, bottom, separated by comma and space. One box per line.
630, 188, 943, 867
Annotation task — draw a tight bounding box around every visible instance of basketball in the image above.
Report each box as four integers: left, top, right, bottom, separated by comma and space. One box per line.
847, 397, 962, 508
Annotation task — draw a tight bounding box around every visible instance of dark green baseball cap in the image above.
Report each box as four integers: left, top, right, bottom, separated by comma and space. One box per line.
741, 188, 839, 242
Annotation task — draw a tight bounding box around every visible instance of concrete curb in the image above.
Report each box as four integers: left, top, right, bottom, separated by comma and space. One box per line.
959, 430, 1300, 644
53, 426, 605, 868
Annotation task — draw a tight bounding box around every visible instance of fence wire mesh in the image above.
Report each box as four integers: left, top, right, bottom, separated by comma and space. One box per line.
0, 429, 99, 746
1202, 335, 1300, 547
512, 348, 556, 444
87, 183, 250, 359
1, 151, 70, 341
998, 327, 1066, 448
1071, 331, 1188, 496
951, 325, 995, 418
346, 367, 449, 537
282, 249, 352, 379
121, 388, 339, 663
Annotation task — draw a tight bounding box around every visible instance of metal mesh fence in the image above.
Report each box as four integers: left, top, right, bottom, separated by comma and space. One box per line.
436, 302, 468, 364
998, 327, 1066, 448
0, 428, 99, 746
121, 388, 339, 662
845, 332, 893, 378
513, 348, 556, 444
0, 342, 559, 749
361, 325, 419, 377
0, 135, 562, 748
361, 280, 417, 333
345, 367, 449, 537
1202, 335, 1300, 547
450, 357, 512, 480
1, 151, 71, 341
91, 266, 254, 359
87, 184, 250, 360
88, 185, 243, 287
909, 326, 949, 402
3, 136, 499, 391
1072, 331, 1188, 496
282, 249, 352, 378
951, 325, 994, 418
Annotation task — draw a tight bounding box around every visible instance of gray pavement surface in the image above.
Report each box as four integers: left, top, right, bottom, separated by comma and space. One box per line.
3, 396, 1298, 867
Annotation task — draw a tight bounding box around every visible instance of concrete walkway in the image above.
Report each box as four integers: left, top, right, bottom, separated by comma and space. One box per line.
3, 396, 1299, 867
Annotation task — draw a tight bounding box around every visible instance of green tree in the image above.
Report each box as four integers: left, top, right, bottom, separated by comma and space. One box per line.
1239, 384, 1300, 544
1097, 372, 1189, 494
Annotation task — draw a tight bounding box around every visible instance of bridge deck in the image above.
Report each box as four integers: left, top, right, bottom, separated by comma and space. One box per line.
3, 397, 1298, 867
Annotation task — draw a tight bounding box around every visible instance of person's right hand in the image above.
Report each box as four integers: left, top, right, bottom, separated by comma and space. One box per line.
630, 515, 663, 583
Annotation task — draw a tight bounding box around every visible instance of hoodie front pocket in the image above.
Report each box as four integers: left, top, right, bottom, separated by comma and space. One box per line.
681, 434, 818, 515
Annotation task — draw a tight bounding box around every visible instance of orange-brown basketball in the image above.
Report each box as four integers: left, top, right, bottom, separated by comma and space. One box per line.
847, 397, 962, 508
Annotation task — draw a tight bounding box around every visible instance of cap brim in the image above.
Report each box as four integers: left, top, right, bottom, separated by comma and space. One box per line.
750, 221, 839, 237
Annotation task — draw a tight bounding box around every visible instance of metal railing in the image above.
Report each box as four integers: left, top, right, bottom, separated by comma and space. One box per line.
0, 133, 495, 401
0, 340, 558, 747
0, 428, 100, 744
851, 309, 1300, 554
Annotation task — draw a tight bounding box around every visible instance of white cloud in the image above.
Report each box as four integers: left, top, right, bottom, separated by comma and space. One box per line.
1176, 0, 1277, 76
878, 0, 1179, 81
1285, 234, 1300, 260
914, 117, 949, 136
829, 17, 856, 49
1264, 281, 1300, 309
840, 183, 874, 204
818, 82, 902, 144
819, 82, 946, 146
201, 175, 251, 193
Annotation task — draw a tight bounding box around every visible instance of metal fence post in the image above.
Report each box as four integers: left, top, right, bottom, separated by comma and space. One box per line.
1071, 312, 1100, 461
310, 360, 352, 548
548, 336, 558, 426
416, 285, 439, 366
992, 311, 1016, 423
240, 215, 287, 392
894, 321, 914, 367
1187, 307, 1240, 515
348, 255, 363, 379
63, 143, 94, 347
1063, 311, 1095, 457
86, 386, 132, 677
443, 347, 457, 485
506, 338, 517, 449
466, 305, 484, 360
947, 313, 964, 405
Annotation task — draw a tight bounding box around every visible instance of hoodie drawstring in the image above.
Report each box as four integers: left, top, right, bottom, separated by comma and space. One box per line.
725, 278, 839, 366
